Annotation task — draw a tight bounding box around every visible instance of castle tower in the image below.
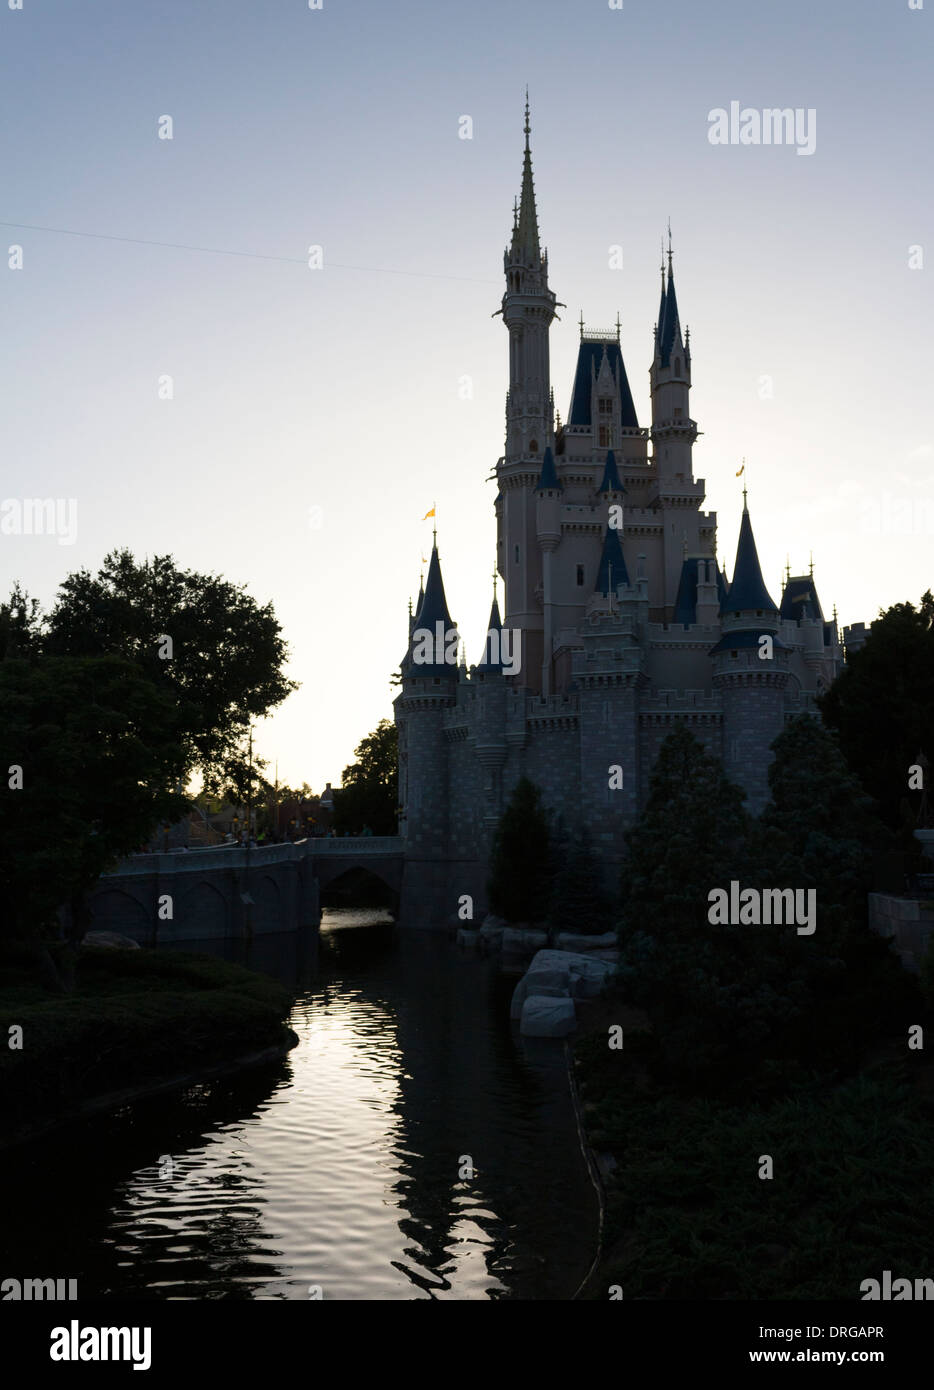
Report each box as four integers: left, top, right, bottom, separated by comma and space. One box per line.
711, 495, 789, 813
497, 96, 559, 690
650, 233, 702, 614
395, 540, 458, 872
535, 445, 562, 694
473, 584, 509, 834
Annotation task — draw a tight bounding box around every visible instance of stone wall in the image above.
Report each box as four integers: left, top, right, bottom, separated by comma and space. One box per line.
869, 893, 934, 972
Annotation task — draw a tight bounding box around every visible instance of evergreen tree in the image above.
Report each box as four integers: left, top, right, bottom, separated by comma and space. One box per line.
756, 715, 911, 1061
819, 591, 934, 834
616, 724, 766, 1075
487, 777, 552, 923
547, 825, 612, 937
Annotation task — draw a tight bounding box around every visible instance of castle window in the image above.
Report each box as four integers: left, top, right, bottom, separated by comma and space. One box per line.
731, 650, 738, 659
673, 407, 683, 419
529, 439, 538, 453
576, 564, 584, 586
598, 397, 613, 414
675, 357, 681, 375
598, 425, 610, 448
514, 544, 520, 564
433, 677, 441, 685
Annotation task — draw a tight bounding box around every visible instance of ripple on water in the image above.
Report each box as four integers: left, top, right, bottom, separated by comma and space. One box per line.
0, 910, 597, 1299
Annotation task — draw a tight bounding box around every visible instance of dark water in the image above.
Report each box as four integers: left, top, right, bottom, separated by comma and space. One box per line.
0, 911, 597, 1300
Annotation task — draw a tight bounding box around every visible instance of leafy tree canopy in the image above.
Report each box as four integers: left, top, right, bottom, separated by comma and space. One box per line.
41, 549, 297, 796
487, 776, 553, 923
819, 590, 934, 835
331, 719, 398, 836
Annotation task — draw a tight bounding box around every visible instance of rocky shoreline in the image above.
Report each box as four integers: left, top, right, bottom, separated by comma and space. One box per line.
456, 915, 619, 1035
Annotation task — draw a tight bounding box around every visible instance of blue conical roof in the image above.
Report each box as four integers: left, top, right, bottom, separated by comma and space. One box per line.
720, 507, 777, 615
536, 445, 561, 491
596, 448, 625, 494
595, 524, 630, 596
568, 339, 639, 430
477, 596, 505, 670
659, 268, 681, 367
416, 544, 454, 631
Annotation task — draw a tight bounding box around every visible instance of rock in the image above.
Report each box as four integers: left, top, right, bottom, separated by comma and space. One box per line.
501, 927, 548, 957
511, 948, 614, 1017
555, 931, 617, 953
520, 994, 577, 1037
531, 948, 615, 998
83, 931, 141, 950
510, 977, 569, 1020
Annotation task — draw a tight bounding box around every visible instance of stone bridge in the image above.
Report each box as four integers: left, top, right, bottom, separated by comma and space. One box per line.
84, 837, 404, 944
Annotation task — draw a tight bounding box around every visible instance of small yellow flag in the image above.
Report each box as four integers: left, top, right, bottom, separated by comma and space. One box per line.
736, 463, 745, 477
421, 507, 436, 520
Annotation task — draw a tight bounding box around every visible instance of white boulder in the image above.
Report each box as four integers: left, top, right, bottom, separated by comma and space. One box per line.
520, 994, 577, 1037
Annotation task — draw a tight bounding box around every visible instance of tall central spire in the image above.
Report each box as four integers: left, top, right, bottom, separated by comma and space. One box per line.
511, 89, 541, 263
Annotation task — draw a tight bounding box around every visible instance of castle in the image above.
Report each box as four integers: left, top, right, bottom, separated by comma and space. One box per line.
393, 105, 841, 928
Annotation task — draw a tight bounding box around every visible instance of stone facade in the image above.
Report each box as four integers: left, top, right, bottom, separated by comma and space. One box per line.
393, 108, 841, 929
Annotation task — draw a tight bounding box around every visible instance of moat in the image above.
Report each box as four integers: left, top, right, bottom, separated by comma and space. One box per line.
0, 910, 597, 1300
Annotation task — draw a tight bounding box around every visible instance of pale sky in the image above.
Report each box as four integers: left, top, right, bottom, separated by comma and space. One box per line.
1, 0, 931, 789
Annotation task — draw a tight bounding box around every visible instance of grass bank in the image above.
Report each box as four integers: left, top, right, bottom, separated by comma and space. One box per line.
572, 999, 934, 1299
0, 943, 297, 1147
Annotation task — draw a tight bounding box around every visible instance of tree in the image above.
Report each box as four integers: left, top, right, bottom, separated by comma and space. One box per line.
331, 720, 398, 836
41, 549, 297, 797
616, 720, 912, 1083
486, 777, 553, 923
0, 654, 188, 940
547, 825, 613, 937
756, 715, 912, 1061
616, 724, 766, 1075
0, 552, 295, 944
819, 591, 934, 834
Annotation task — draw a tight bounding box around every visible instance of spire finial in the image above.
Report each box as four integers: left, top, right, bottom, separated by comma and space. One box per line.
579, 309, 585, 338
667, 218, 673, 273
615, 309, 621, 340
785, 555, 791, 583
524, 87, 530, 146
809, 551, 814, 578
491, 562, 498, 600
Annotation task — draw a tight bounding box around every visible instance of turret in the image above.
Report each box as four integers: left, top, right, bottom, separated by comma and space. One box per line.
711, 496, 788, 813
496, 94, 560, 692
650, 231, 697, 486
394, 538, 458, 855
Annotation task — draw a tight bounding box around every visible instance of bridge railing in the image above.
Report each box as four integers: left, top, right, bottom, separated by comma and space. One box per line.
104, 836, 403, 877
307, 837, 402, 854
105, 840, 312, 876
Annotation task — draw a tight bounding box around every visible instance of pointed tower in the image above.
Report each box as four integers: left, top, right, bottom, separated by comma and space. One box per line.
710, 495, 788, 813
474, 583, 509, 836
649, 230, 703, 615
394, 538, 458, 881
497, 94, 559, 692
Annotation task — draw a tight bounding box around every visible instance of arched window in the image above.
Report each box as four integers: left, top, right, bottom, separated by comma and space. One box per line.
674, 356, 681, 375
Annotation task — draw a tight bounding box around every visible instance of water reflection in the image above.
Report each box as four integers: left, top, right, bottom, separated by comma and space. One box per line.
0, 910, 596, 1299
